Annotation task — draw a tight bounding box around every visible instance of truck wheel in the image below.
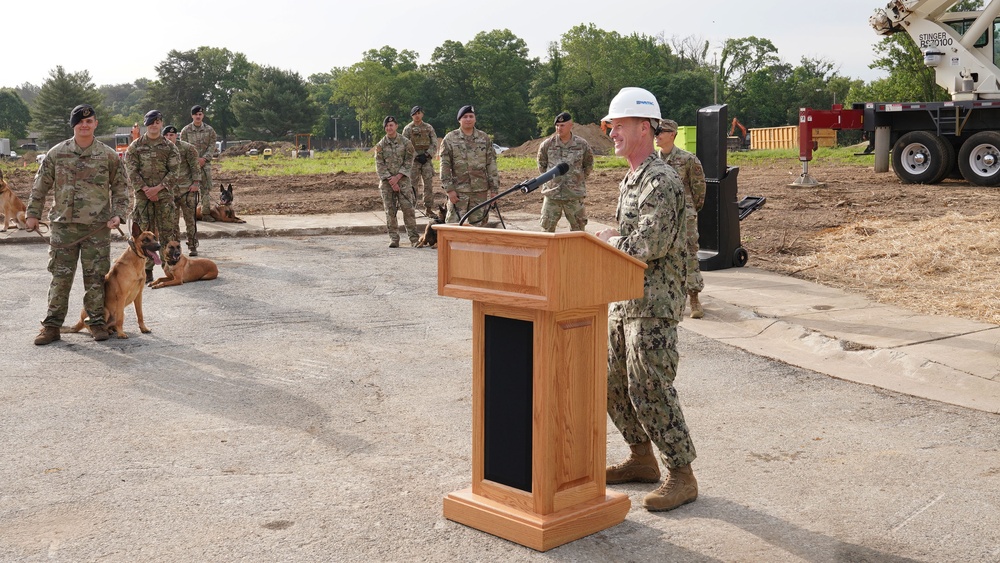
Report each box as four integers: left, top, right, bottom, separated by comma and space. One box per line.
958, 131, 1000, 186
891, 132, 950, 184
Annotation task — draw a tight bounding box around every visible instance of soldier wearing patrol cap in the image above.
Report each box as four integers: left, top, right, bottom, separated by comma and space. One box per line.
375, 115, 420, 247
656, 118, 707, 318
402, 105, 438, 216
180, 105, 217, 221
26, 104, 130, 345
596, 87, 698, 513
125, 110, 182, 282
536, 111, 594, 232
438, 105, 499, 226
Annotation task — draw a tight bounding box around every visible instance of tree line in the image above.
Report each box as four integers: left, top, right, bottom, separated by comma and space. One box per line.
0, 22, 961, 149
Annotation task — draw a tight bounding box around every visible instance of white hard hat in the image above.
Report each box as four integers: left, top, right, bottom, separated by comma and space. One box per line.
602, 87, 661, 122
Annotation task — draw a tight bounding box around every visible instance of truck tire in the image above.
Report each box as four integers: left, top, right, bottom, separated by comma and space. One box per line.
891, 132, 951, 184
958, 131, 1000, 186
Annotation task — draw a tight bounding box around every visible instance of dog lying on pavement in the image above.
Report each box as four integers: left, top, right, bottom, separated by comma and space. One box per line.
65, 222, 160, 339
415, 204, 446, 248
149, 240, 218, 288
0, 170, 27, 232
196, 184, 246, 223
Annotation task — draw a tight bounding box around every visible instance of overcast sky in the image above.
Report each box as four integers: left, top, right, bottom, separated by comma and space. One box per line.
4, 0, 888, 89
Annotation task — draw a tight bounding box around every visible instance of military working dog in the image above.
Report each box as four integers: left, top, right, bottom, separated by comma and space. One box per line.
415, 204, 447, 248
149, 240, 218, 288
0, 170, 27, 232
65, 222, 160, 339
196, 184, 246, 223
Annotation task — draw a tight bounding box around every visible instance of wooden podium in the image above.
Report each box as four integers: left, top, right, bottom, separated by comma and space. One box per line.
435, 225, 646, 551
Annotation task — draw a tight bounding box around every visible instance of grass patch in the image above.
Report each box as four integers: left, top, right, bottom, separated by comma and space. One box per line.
728, 145, 874, 167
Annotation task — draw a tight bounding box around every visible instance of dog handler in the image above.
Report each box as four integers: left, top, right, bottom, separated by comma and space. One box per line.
125, 110, 182, 283
595, 87, 699, 512
180, 105, 218, 222
26, 104, 130, 345
163, 125, 202, 256
536, 111, 594, 232
439, 105, 498, 226
374, 115, 420, 248
402, 105, 438, 216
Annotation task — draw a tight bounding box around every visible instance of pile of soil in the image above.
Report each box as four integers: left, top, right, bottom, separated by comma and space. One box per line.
502, 123, 615, 158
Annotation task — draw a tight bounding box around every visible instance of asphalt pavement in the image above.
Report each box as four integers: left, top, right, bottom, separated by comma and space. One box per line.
5, 210, 995, 414
2, 222, 999, 561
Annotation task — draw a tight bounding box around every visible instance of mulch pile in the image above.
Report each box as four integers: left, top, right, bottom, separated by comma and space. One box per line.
501, 123, 615, 158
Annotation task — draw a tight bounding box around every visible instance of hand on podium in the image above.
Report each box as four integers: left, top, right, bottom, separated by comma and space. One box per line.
595, 227, 620, 243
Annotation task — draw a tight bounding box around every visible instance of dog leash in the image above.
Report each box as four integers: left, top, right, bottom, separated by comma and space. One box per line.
30, 222, 126, 248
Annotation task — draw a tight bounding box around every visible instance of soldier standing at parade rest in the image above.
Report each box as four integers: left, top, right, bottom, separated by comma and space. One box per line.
125, 110, 181, 283
180, 105, 217, 221
595, 87, 698, 512
163, 125, 202, 256
375, 115, 420, 248
26, 104, 129, 345
536, 111, 594, 232
656, 119, 707, 318
439, 105, 499, 226
401, 105, 438, 217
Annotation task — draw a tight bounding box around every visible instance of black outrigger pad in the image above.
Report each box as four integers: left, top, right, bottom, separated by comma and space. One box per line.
738, 196, 766, 221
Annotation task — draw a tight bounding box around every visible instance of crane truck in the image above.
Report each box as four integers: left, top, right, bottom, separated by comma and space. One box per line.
795, 0, 1000, 187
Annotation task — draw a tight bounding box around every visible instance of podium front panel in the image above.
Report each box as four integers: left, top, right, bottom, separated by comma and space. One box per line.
483, 315, 533, 492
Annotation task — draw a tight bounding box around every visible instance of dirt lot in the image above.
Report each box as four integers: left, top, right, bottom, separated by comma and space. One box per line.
5, 158, 999, 325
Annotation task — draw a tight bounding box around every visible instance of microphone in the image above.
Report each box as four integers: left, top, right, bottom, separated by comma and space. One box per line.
519, 162, 570, 193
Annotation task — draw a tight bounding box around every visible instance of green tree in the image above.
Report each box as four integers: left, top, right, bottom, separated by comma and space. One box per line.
231, 66, 320, 141
145, 47, 253, 139
32, 66, 107, 143
464, 30, 537, 145
529, 43, 565, 135
0, 89, 32, 139
334, 60, 393, 144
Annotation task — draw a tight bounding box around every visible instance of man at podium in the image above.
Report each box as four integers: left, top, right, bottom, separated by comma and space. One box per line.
595, 88, 699, 512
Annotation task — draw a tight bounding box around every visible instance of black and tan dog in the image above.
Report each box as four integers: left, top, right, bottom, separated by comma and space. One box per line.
0, 170, 27, 232
149, 240, 219, 288
196, 184, 246, 223
65, 222, 160, 339
415, 204, 447, 248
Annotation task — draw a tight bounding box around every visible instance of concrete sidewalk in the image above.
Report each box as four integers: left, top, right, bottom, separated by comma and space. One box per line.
4, 210, 998, 413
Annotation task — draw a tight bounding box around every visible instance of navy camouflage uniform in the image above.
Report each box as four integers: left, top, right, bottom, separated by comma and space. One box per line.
537, 132, 594, 232
605, 153, 696, 469
660, 145, 706, 294
27, 138, 130, 328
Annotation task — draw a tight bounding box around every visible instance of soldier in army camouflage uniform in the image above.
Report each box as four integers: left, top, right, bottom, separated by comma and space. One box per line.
375, 116, 420, 248
439, 105, 499, 226
126, 110, 181, 282
657, 119, 707, 319
26, 104, 130, 345
180, 105, 217, 221
595, 87, 697, 513
401, 105, 438, 216
536, 111, 594, 232
163, 125, 202, 255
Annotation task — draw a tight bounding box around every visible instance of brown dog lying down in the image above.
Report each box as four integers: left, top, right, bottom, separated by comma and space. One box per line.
1, 171, 27, 232
195, 183, 246, 223
66, 222, 160, 339
415, 204, 447, 248
149, 240, 218, 288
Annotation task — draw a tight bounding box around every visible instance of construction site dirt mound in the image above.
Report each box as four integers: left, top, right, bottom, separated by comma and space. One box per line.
502, 123, 614, 158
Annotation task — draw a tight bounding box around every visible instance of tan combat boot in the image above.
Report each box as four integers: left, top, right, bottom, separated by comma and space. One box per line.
34, 326, 61, 346
642, 463, 698, 512
689, 291, 704, 319
606, 441, 661, 484
90, 325, 110, 342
